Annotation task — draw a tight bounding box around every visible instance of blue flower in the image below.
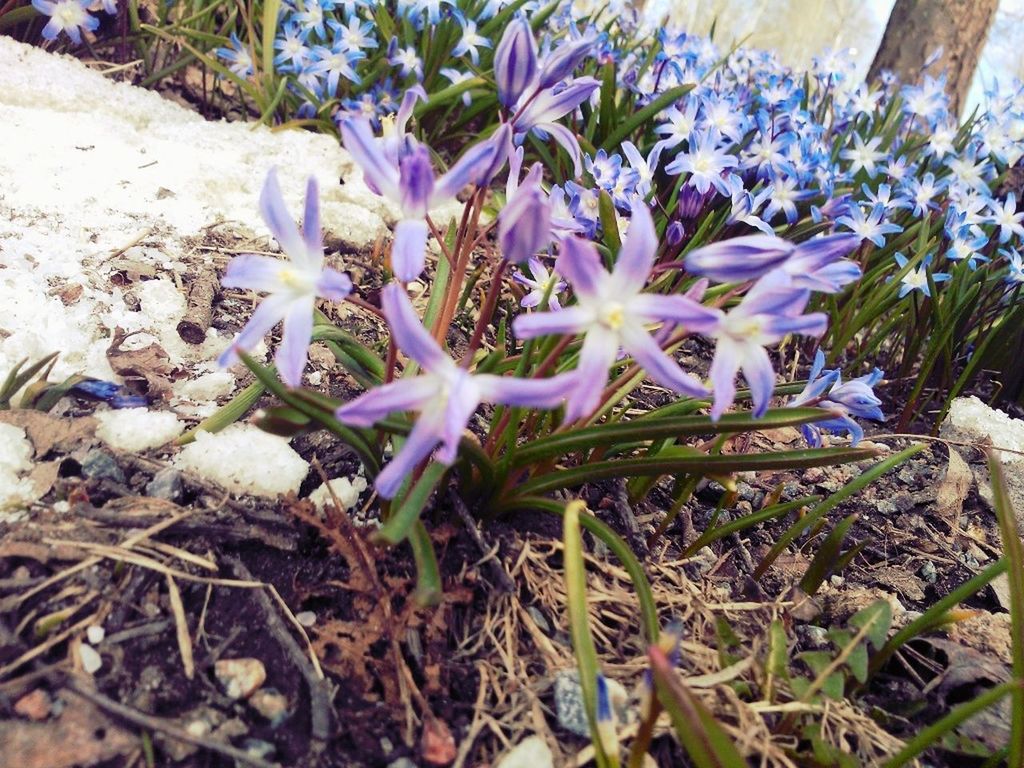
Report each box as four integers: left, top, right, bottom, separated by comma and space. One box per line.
216, 32, 255, 77
891, 253, 950, 298
32, 0, 99, 44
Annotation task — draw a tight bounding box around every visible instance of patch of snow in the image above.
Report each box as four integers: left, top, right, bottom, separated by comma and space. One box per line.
307, 476, 368, 512
0, 423, 38, 515
0, 36, 386, 390
173, 424, 308, 497
94, 408, 184, 452
174, 370, 236, 403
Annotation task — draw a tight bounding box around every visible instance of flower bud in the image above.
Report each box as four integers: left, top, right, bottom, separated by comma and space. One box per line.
494, 16, 538, 108
499, 166, 551, 263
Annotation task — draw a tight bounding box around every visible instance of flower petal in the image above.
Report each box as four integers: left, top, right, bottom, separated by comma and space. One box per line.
556, 236, 604, 299
335, 376, 439, 427
339, 118, 401, 201
564, 326, 618, 422
381, 283, 448, 372
620, 321, 707, 397
391, 218, 429, 282
276, 296, 315, 387
302, 176, 323, 262
512, 305, 591, 338
475, 371, 577, 408
375, 414, 443, 499
315, 267, 353, 301
709, 337, 741, 420
740, 343, 776, 417
218, 294, 291, 368
259, 169, 307, 262
612, 199, 657, 294
628, 294, 720, 333
221, 254, 290, 292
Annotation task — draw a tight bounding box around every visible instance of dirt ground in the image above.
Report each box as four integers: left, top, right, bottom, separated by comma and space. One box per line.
0, 385, 1016, 768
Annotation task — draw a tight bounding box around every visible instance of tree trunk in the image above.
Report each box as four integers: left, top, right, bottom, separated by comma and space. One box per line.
868, 0, 998, 116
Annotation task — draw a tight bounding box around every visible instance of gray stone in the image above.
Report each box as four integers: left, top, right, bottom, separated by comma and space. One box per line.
243, 739, 276, 760
387, 759, 418, 768
919, 561, 938, 584
81, 449, 125, 483
146, 467, 184, 502
553, 669, 628, 738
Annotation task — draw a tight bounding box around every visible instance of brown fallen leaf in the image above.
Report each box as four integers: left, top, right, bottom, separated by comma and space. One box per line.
0, 689, 137, 768
870, 565, 926, 602
0, 411, 96, 457
106, 327, 180, 400
935, 449, 972, 525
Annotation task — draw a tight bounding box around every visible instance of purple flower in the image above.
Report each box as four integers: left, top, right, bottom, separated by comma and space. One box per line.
513, 257, 566, 310
511, 78, 600, 177
32, 0, 99, 44
219, 170, 352, 387
704, 272, 827, 419
335, 285, 576, 498
499, 162, 551, 263
513, 200, 718, 422
340, 113, 510, 281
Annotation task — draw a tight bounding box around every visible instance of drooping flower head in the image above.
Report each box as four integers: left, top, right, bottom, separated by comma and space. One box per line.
341, 102, 511, 281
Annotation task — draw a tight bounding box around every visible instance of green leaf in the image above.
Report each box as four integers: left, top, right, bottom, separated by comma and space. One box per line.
648, 646, 747, 768
987, 452, 1024, 766
598, 189, 622, 252
261, 0, 282, 81
376, 462, 448, 545
252, 405, 312, 437
508, 407, 855, 468
563, 500, 615, 768
799, 513, 859, 595
850, 599, 893, 649
512, 445, 877, 498
409, 521, 442, 606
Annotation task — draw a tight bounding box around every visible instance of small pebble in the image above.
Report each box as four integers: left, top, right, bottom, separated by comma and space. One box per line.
86, 625, 105, 645
387, 759, 418, 768
79, 643, 102, 674
81, 449, 125, 483
243, 739, 276, 760
146, 467, 184, 503
295, 611, 317, 627
527, 605, 551, 634
919, 561, 938, 583
420, 718, 456, 766
495, 735, 554, 768
14, 689, 52, 721
249, 688, 290, 726
214, 658, 267, 699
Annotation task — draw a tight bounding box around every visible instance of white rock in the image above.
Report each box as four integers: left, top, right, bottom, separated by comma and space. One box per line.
295, 611, 317, 627
86, 625, 106, 645
173, 424, 308, 497
494, 735, 554, 768
79, 643, 103, 674
94, 408, 184, 452
0, 423, 40, 515
307, 476, 368, 512
940, 396, 1024, 524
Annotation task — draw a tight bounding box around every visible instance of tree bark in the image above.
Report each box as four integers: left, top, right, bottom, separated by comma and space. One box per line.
868, 0, 998, 116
